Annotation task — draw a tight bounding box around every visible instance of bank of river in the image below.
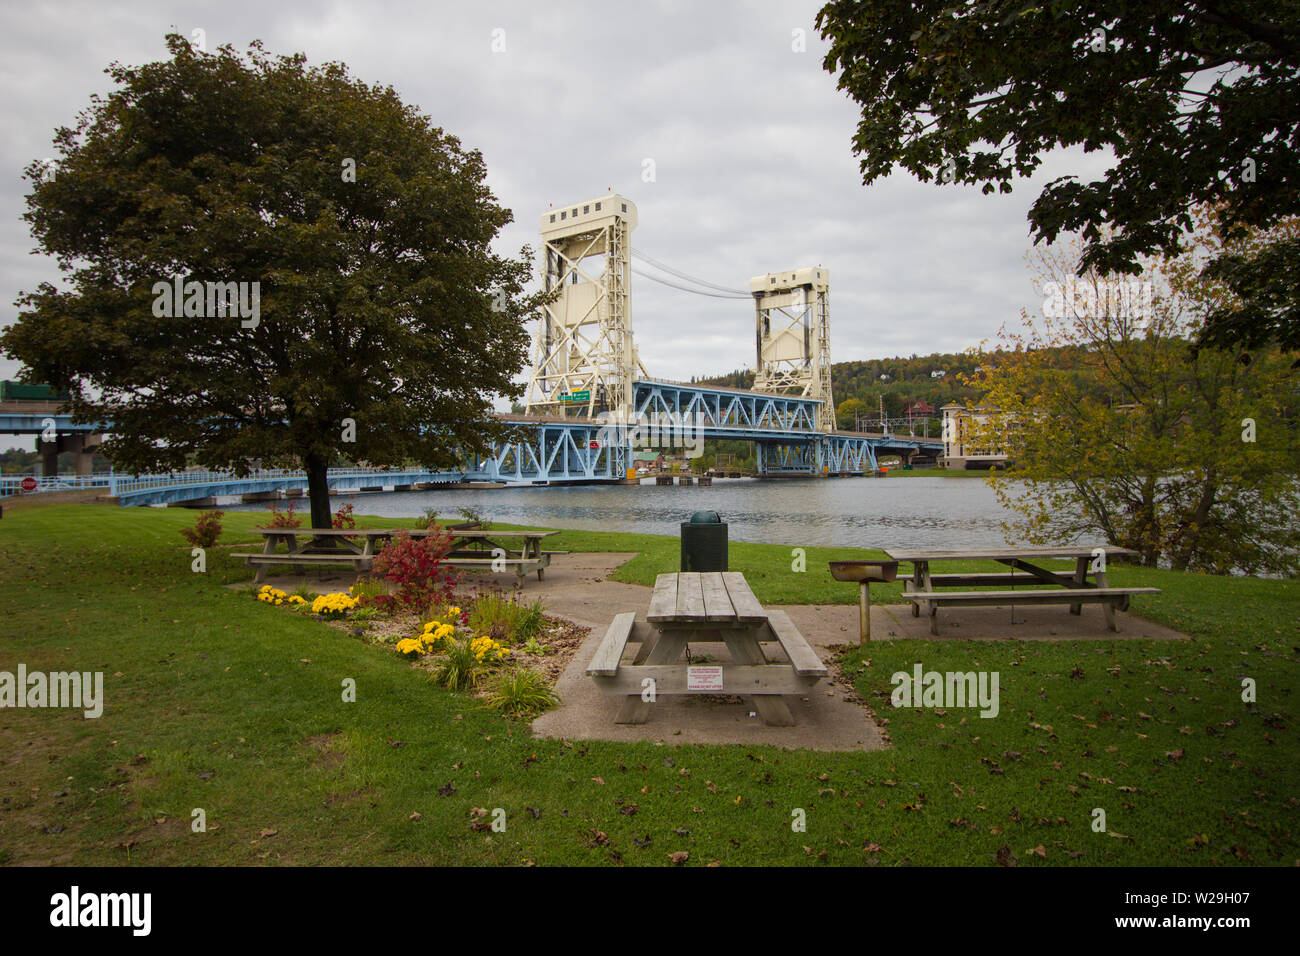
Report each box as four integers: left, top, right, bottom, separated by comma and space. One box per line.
224, 475, 1104, 552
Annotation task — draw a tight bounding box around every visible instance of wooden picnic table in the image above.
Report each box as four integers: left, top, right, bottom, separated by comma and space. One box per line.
233, 528, 397, 583
883, 546, 1160, 635
232, 527, 563, 585
586, 571, 827, 726
438, 529, 561, 583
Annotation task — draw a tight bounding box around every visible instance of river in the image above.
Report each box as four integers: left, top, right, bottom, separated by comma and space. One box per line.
223, 475, 1105, 551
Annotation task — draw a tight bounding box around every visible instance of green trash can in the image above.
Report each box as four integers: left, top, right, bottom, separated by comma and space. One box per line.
680, 510, 728, 572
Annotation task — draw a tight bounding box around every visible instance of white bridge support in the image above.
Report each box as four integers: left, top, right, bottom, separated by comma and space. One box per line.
751, 268, 836, 433
525, 194, 647, 419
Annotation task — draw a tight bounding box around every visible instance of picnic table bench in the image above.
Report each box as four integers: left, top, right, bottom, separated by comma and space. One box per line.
884, 546, 1160, 635
586, 571, 827, 726
232, 527, 561, 585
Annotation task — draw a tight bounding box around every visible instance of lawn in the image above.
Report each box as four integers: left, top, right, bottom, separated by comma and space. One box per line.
0, 503, 1295, 866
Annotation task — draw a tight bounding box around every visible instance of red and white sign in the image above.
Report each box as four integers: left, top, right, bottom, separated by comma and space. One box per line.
589, 441, 600, 450
20, 476, 38, 492
686, 666, 724, 692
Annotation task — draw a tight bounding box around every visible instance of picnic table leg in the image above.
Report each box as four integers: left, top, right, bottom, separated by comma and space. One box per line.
911, 561, 924, 617
919, 562, 939, 635
723, 627, 795, 726
285, 534, 304, 577
1095, 568, 1119, 631
250, 534, 276, 584
615, 628, 688, 723
528, 539, 545, 580
1069, 556, 1088, 615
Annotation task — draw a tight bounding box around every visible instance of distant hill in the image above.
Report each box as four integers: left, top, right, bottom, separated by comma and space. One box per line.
694, 351, 994, 428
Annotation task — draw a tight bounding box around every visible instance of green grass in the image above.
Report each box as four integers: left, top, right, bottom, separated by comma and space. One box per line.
1, 503, 1295, 866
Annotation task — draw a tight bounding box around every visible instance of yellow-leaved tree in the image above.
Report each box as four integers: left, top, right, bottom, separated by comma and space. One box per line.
968, 209, 1299, 575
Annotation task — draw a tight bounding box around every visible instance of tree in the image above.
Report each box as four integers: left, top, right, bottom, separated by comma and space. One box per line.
836, 397, 867, 430
2, 36, 543, 528
970, 212, 1300, 575
817, 1, 1300, 358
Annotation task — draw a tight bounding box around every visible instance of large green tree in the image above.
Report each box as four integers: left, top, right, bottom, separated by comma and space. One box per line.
3, 35, 542, 527
817, 0, 1300, 358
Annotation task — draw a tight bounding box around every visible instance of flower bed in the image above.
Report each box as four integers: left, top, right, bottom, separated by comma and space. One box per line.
249, 583, 583, 718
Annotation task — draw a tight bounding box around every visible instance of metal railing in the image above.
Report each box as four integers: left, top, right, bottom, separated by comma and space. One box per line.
0, 466, 451, 498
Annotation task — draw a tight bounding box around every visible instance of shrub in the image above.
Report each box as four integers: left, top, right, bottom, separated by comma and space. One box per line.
370, 529, 458, 613
469, 591, 547, 642
332, 503, 357, 543
179, 510, 223, 548
258, 500, 301, 529
456, 506, 488, 529
482, 668, 560, 718
515, 598, 546, 639
429, 638, 488, 690
416, 507, 439, 530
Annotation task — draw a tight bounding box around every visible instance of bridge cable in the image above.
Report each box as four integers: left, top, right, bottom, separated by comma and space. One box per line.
629, 265, 753, 299
630, 248, 752, 297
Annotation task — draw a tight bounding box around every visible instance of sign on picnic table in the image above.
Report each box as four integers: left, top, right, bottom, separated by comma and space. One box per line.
686, 666, 724, 692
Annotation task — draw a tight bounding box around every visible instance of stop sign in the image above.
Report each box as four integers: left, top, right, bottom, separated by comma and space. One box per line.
20, 476, 38, 492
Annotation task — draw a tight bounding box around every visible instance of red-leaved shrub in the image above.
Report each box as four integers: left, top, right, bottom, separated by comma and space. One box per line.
370, 529, 458, 612
179, 510, 224, 548
258, 500, 302, 529
332, 503, 356, 530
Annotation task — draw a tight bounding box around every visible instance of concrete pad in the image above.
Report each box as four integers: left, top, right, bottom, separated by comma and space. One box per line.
776, 602, 1192, 644
530, 632, 885, 752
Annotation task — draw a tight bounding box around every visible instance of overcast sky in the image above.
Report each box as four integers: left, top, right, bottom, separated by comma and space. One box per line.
1, 0, 1115, 450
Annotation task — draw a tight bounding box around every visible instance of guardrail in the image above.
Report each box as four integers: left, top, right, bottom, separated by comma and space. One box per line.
0, 474, 115, 497
0, 467, 436, 499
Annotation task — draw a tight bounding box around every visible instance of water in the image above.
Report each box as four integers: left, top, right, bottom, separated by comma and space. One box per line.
223, 476, 1100, 551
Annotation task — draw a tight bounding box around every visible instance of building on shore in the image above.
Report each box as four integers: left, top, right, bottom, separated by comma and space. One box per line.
941, 403, 1010, 470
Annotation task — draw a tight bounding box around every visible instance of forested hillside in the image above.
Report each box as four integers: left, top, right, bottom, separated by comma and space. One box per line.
695, 347, 1096, 429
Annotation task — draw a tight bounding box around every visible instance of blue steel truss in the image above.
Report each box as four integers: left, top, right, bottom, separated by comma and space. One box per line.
5, 381, 943, 503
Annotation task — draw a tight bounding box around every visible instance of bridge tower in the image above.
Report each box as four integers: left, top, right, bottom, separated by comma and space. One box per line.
524, 194, 647, 418
750, 267, 835, 433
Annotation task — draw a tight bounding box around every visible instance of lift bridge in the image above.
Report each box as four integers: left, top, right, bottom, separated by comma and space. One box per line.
0, 193, 940, 503
502, 192, 939, 482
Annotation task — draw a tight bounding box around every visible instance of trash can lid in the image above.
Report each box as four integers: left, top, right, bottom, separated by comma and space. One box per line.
688, 510, 723, 523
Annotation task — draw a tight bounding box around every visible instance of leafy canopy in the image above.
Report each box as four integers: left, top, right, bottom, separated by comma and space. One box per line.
817, 0, 1300, 356
3, 35, 542, 522
969, 212, 1300, 575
